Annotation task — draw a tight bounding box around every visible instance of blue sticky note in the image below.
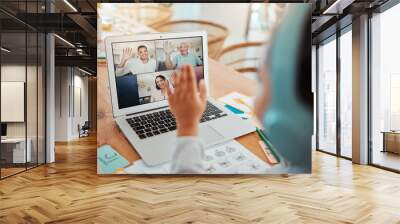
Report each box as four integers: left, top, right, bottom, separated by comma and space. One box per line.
224, 104, 244, 114
98, 144, 129, 174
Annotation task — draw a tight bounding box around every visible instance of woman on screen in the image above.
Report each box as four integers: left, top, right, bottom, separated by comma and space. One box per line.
151, 75, 172, 102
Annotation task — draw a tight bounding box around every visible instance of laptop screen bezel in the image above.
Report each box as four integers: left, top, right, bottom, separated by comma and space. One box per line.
105, 31, 209, 118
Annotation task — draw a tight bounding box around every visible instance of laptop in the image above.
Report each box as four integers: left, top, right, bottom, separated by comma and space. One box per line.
105, 31, 255, 166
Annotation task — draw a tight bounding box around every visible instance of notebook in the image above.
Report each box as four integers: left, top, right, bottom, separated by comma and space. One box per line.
98, 144, 130, 173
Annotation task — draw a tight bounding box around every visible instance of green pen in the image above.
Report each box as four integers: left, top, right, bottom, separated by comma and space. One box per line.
256, 128, 281, 163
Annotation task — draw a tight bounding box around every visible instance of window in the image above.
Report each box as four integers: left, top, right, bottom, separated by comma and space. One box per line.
0, 1, 47, 179
317, 26, 353, 159
370, 3, 400, 171
317, 36, 337, 155
339, 28, 352, 158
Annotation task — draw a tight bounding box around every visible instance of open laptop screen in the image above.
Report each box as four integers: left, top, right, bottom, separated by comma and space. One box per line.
111, 36, 204, 109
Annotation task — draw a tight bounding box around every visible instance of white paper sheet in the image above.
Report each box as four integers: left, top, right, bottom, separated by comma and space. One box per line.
218, 92, 255, 113
124, 140, 286, 174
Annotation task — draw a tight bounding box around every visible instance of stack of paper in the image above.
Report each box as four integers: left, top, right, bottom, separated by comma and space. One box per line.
218, 92, 255, 120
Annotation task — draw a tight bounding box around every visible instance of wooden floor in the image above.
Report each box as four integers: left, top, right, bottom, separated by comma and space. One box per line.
1, 135, 400, 223
372, 150, 400, 171
1, 167, 26, 178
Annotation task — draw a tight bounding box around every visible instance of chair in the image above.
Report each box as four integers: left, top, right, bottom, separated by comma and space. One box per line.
119, 4, 172, 28
217, 41, 266, 74
153, 20, 229, 59
79, 121, 90, 138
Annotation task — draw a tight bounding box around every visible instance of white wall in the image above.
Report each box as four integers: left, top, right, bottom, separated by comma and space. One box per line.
72, 73, 89, 138
1, 65, 26, 138
1, 64, 46, 163
54, 67, 89, 141
1, 65, 26, 82
55, 66, 69, 141
1, 82, 25, 122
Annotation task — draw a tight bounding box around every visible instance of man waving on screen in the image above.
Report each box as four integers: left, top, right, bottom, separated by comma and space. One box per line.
116, 45, 157, 76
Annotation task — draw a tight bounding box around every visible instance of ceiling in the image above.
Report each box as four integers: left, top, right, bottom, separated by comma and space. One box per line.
0, 0, 97, 73
0, 0, 393, 74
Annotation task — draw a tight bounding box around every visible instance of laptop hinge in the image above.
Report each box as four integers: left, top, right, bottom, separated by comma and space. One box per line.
125, 106, 169, 117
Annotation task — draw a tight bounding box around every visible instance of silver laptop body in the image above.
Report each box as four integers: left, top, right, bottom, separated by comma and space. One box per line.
105, 31, 255, 166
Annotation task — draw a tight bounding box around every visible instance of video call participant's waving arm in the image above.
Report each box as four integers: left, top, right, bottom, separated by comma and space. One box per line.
164, 41, 176, 70
116, 48, 134, 76
116, 46, 157, 76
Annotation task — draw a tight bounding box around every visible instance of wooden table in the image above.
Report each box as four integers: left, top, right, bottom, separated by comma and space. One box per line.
97, 59, 269, 164
381, 131, 400, 154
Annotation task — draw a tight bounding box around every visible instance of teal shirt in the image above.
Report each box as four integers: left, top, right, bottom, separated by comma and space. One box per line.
173, 53, 202, 69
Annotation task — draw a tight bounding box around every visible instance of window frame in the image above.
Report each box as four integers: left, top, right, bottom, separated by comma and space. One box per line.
315, 24, 353, 160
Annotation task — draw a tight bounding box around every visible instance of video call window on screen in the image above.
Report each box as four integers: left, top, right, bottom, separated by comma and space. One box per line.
111, 37, 204, 109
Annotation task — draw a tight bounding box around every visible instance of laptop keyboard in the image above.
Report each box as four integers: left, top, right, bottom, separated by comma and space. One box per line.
126, 102, 227, 139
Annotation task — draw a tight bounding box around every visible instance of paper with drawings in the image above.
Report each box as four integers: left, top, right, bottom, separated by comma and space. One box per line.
124, 140, 285, 174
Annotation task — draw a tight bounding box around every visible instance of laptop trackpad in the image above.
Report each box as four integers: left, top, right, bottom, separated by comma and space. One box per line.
199, 125, 224, 144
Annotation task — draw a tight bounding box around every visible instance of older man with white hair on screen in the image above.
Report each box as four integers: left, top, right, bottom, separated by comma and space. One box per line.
165, 41, 203, 70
